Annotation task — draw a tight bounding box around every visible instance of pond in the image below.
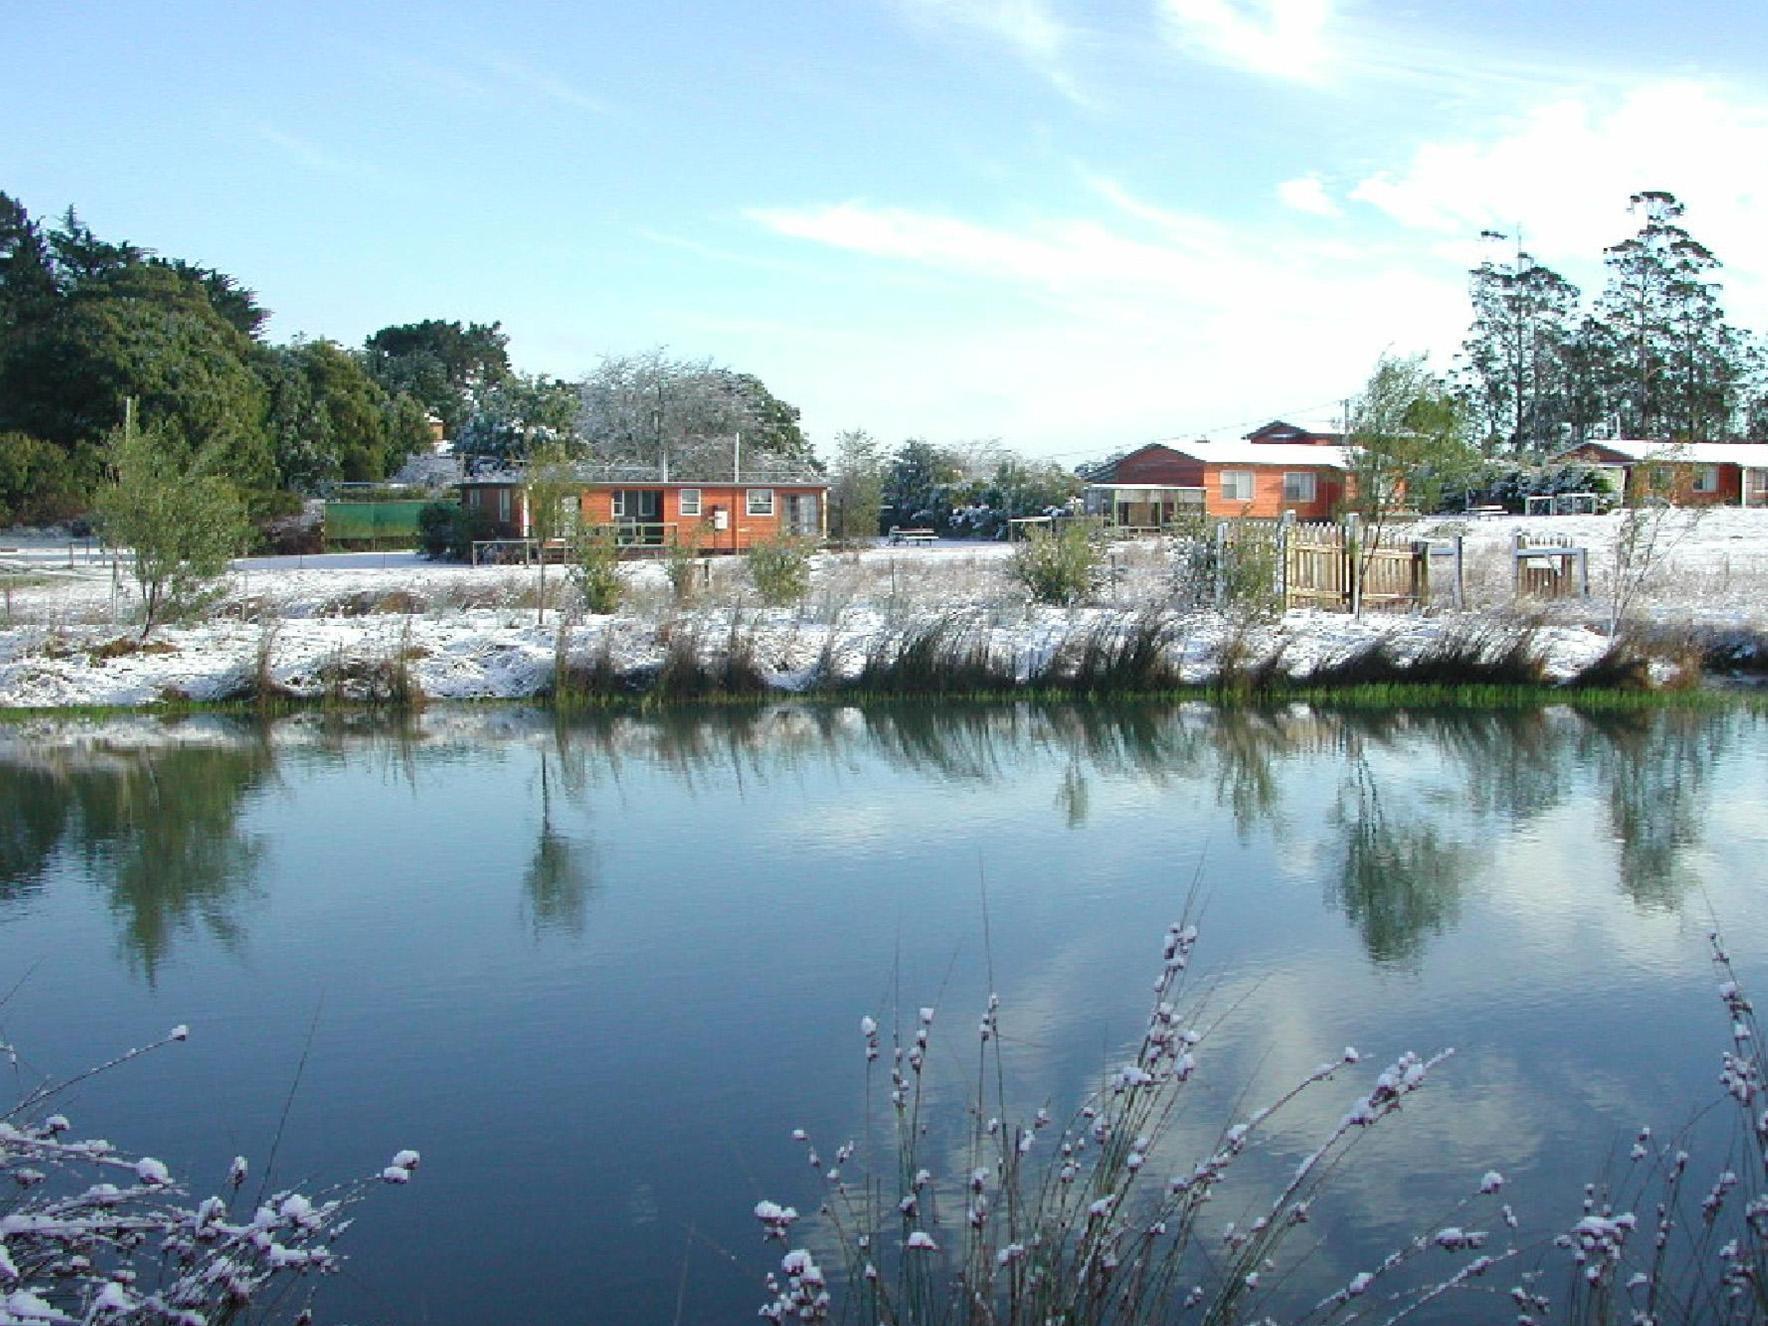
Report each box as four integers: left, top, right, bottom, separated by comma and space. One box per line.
1, 701, 1764, 1323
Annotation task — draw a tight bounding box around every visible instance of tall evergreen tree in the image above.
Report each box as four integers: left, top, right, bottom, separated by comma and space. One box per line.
1595, 191, 1740, 440
1457, 234, 1580, 457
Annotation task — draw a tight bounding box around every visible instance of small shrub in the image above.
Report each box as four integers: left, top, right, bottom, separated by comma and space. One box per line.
417, 501, 490, 562
665, 537, 701, 604
1008, 523, 1099, 606
748, 535, 813, 607
571, 527, 625, 616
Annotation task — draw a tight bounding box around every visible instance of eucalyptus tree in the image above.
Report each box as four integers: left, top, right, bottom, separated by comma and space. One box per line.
1457, 233, 1581, 457
1595, 190, 1741, 439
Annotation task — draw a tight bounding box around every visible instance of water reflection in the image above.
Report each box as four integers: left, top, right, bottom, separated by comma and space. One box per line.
1331, 757, 1469, 966
1581, 709, 1723, 908
0, 736, 272, 979
0, 703, 1755, 974
523, 751, 595, 937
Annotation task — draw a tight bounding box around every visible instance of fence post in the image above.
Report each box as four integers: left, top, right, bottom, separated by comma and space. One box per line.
1277, 510, 1295, 609
1452, 534, 1465, 611
1511, 531, 1523, 598
1343, 512, 1362, 617
1213, 520, 1229, 609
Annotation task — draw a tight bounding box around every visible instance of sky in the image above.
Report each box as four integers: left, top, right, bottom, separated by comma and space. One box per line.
7, 1, 1768, 464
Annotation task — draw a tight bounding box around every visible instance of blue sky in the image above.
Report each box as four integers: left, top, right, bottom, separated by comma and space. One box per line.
8, 1, 1768, 462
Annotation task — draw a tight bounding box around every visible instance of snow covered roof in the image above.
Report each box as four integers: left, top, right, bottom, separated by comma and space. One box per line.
1177, 441, 1356, 469
1559, 440, 1768, 468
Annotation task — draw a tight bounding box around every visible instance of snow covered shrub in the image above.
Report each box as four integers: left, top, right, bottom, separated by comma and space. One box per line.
748, 536, 813, 607
1008, 523, 1099, 606
0, 1024, 417, 1324
571, 526, 624, 616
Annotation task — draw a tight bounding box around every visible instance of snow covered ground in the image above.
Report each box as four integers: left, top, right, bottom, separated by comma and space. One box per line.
1, 509, 1763, 709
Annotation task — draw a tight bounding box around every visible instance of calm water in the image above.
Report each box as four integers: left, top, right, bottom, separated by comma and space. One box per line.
1, 702, 1764, 1323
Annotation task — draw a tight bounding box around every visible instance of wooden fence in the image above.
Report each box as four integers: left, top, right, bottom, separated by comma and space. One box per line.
1511, 531, 1589, 598
1215, 514, 1459, 613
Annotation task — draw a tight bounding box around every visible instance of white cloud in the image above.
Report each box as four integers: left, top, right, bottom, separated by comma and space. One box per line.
1157, 0, 1332, 83
1276, 173, 1340, 217
1347, 79, 1768, 323
745, 187, 1465, 453
895, 0, 1089, 103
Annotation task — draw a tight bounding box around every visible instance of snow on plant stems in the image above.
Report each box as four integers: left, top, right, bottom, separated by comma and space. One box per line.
752, 922, 1768, 1325
0, 1024, 416, 1324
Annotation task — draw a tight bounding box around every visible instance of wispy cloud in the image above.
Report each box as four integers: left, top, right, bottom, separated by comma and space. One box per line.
895, 0, 1092, 105
484, 55, 607, 114
380, 48, 605, 115
745, 190, 1466, 445
1157, 0, 1332, 84
255, 126, 367, 177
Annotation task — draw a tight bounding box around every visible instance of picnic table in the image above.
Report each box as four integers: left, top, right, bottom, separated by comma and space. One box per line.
887, 526, 937, 546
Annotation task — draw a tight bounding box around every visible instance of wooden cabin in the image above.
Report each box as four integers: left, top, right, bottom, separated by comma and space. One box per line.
1553, 440, 1768, 508
458, 443, 828, 555
1084, 428, 1353, 525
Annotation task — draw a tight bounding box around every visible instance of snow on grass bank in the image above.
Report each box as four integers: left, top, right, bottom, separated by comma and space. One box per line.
1, 511, 1763, 709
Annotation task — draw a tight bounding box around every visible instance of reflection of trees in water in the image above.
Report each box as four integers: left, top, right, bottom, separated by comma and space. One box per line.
1330, 758, 1469, 966
1422, 709, 1576, 828
2, 702, 1751, 974
0, 765, 69, 903
1579, 709, 1729, 909
524, 752, 595, 937
0, 733, 274, 980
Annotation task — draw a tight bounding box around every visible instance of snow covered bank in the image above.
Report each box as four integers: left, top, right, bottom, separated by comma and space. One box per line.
1, 510, 1763, 709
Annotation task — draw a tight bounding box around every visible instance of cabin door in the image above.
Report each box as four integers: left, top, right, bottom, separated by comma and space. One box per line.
784, 493, 820, 537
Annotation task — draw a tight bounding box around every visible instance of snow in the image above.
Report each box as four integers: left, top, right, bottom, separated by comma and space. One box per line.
2, 510, 1764, 710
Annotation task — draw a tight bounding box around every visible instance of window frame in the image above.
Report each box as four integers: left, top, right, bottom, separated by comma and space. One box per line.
1219, 470, 1254, 503
678, 488, 702, 517
1282, 471, 1317, 504
745, 488, 775, 517
1694, 464, 1720, 494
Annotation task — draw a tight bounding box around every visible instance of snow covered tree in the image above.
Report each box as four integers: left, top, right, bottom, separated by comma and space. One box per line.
576, 349, 808, 469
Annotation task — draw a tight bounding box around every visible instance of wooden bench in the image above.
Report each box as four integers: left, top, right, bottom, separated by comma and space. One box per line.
888, 527, 937, 546
1468, 505, 1508, 519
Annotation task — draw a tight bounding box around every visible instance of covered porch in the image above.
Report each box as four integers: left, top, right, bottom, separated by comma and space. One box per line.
1083, 482, 1206, 531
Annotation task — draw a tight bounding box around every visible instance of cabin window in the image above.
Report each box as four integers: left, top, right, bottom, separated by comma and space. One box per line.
678, 488, 702, 516
1220, 471, 1254, 503
746, 488, 775, 516
497, 489, 511, 522
1694, 465, 1720, 493
1282, 472, 1317, 503
465, 488, 481, 507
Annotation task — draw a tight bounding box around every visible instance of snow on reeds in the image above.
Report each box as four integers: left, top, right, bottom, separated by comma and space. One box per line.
752, 924, 1768, 1325
0, 1024, 417, 1323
